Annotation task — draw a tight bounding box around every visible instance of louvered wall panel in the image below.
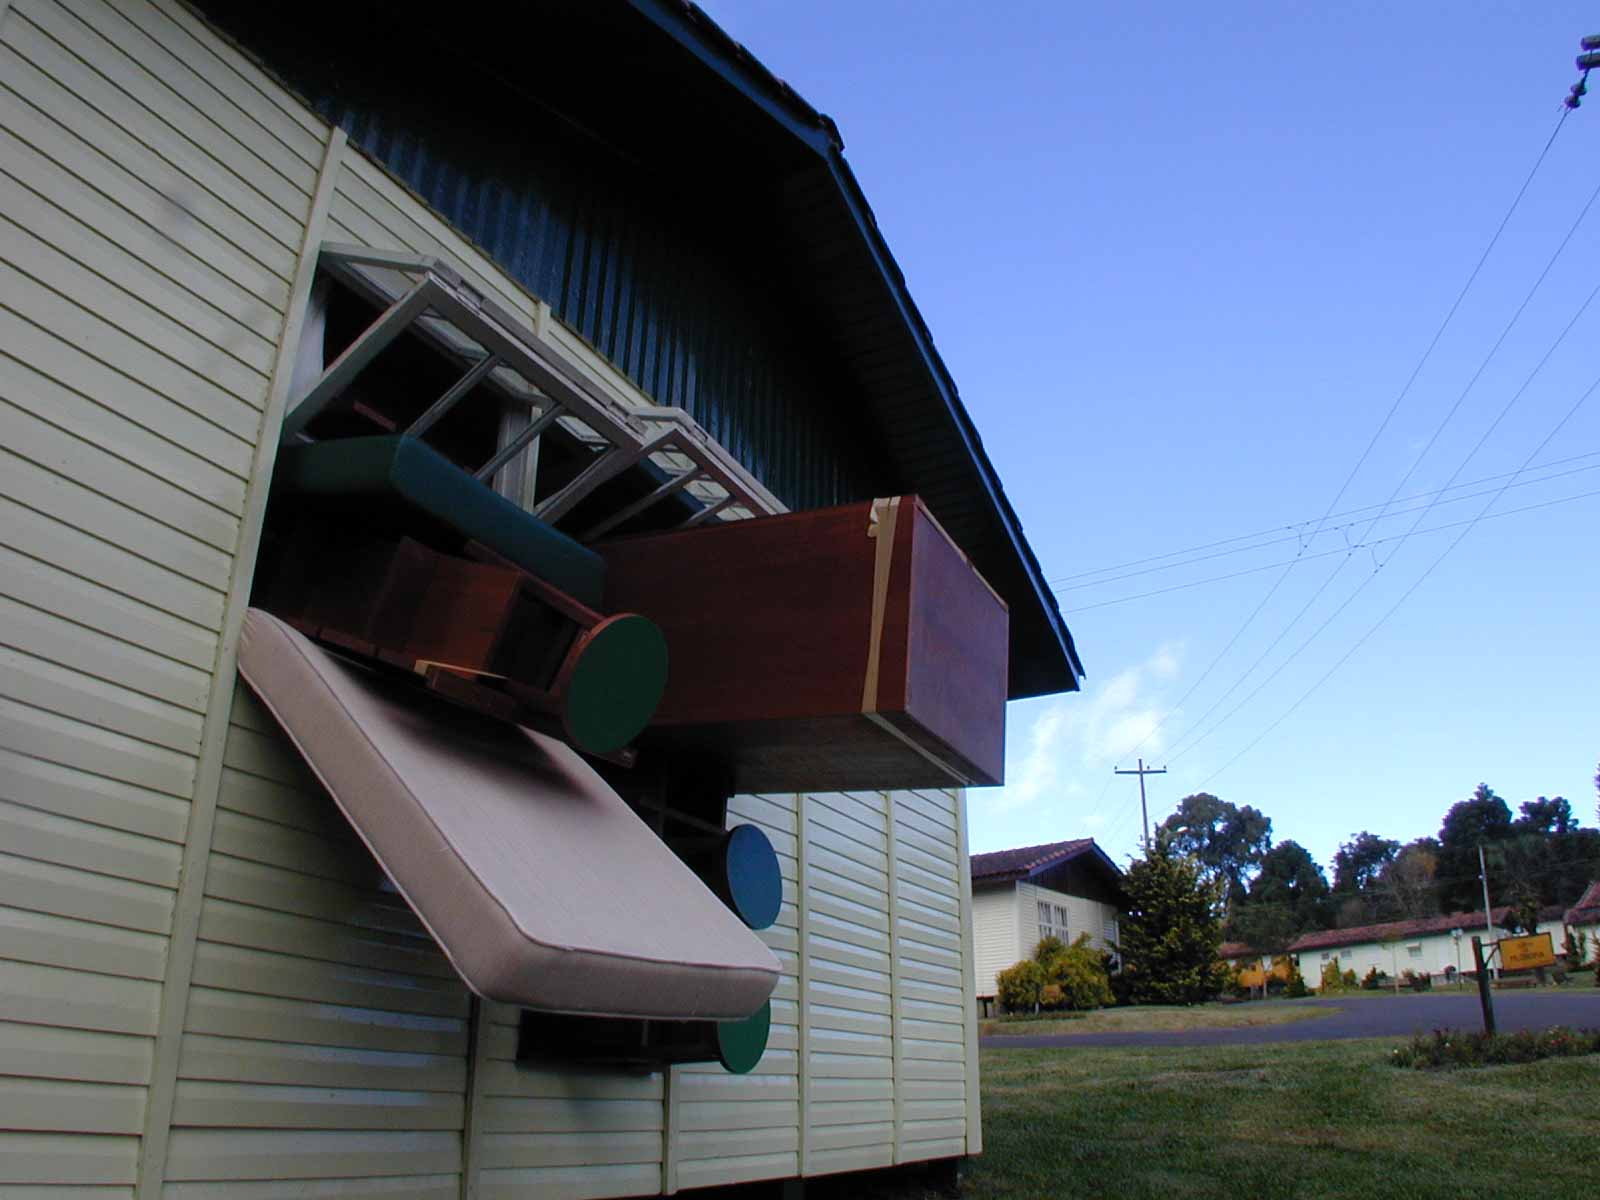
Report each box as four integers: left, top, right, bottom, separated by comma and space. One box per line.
667, 791, 801, 1193
799, 791, 896, 1177
0, 0, 321, 1191
891, 789, 969, 1162
163, 684, 469, 1196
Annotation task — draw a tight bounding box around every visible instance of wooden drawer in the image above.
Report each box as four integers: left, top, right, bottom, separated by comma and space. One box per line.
598, 496, 1007, 791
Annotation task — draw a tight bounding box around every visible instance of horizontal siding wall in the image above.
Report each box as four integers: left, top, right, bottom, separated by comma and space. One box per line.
163, 684, 469, 1197
971, 886, 1017, 998
0, 0, 321, 1191
470, 998, 665, 1200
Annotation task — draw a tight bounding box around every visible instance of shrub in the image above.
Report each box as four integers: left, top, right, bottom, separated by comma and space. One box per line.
1049, 934, 1115, 1011
1039, 983, 1065, 1010
1391, 1026, 1600, 1069
1319, 959, 1347, 993
1342, 968, 1357, 988
997, 960, 1046, 1013
1563, 929, 1588, 971
1033, 934, 1068, 965
1400, 969, 1432, 992
1284, 961, 1309, 998
1361, 966, 1386, 991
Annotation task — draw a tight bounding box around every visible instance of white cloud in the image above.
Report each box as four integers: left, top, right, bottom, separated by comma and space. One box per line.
977, 643, 1184, 825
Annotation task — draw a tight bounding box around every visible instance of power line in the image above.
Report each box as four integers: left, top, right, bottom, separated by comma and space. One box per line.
1316, 107, 1576, 544
1049, 448, 1600, 588
1061, 481, 1600, 614
1346, 170, 1600, 554
1071, 107, 1576, 800
1197, 367, 1600, 788
1053, 455, 1600, 595
1166, 273, 1600, 764
1158, 176, 1600, 764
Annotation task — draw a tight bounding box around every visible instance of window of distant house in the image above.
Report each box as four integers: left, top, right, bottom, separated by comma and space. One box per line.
1407, 944, 1423, 958
1037, 900, 1055, 943
1321, 951, 1331, 962
1340, 949, 1351, 960
1055, 905, 1070, 936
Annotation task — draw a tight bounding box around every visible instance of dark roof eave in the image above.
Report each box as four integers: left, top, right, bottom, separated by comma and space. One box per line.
626, 0, 840, 156
822, 152, 1085, 692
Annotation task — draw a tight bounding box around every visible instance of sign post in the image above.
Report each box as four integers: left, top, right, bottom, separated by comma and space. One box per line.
1470, 936, 1496, 1036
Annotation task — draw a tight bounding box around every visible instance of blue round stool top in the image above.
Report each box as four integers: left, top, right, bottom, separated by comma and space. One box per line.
723, 823, 782, 931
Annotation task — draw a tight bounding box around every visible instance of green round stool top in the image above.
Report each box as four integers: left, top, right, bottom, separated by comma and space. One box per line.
716, 1000, 771, 1075
561, 614, 668, 756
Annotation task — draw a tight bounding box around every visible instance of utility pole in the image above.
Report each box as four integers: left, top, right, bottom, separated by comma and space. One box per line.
1478, 844, 1494, 939
1115, 758, 1167, 850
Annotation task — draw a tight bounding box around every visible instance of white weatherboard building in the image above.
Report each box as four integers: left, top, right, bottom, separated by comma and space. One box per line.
1289, 905, 1569, 986
1566, 881, 1600, 962
0, 1, 1088, 1195
969, 840, 1125, 1006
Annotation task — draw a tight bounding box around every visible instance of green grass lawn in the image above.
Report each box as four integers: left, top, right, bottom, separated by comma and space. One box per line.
1308, 975, 1598, 1000
980, 1000, 1332, 1039
964, 1038, 1598, 1199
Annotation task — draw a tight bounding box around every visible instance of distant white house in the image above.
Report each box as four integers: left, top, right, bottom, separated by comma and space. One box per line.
968, 839, 1126, 1008
1565, 881, 1600, 962
1288, 904, 1568, 987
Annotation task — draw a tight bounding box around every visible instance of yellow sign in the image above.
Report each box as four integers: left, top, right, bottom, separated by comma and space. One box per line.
1499, 932, 1556, 971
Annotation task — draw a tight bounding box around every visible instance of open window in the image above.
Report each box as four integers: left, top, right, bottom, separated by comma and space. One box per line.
240, 239, 1014, 1070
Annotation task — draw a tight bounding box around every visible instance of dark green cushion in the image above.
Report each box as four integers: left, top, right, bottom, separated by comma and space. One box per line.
275, 435, 605, 609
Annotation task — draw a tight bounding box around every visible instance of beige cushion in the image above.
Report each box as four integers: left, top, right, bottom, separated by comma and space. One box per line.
237, 608, 780, 1019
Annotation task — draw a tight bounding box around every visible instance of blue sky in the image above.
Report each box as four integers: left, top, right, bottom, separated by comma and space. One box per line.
704, 2, 1600, 879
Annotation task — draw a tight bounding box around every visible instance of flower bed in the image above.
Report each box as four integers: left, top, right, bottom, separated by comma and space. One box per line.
1390, 1026, 1600, 1069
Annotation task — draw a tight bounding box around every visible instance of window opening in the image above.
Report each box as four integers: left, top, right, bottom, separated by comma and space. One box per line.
284, 244, 783, 541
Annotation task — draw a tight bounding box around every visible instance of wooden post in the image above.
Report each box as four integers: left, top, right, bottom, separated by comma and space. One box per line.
1471, 936, 1496, 1035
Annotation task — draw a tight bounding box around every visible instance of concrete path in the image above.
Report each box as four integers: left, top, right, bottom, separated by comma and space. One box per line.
981, 989, 1600, 1048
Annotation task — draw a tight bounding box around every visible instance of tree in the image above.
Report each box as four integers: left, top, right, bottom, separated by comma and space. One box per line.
1117, 833, 1228, 1005
1155, 793, 1272, 905
1501, 881, 1542, 937
1498, 819, 1600, 909
1514, 796, 1577, 837
1332, 831, 1400, 895
1378, 839, 1439, 921
1231, 840, 1330, 948
1436, 783, 1514, 913
1331, 831, 1399, 924
1440, 783, 1513, 845
1227, 903, 1298, 961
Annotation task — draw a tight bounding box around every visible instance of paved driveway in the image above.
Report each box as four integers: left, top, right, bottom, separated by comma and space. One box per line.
982, 990, 1600, 1048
